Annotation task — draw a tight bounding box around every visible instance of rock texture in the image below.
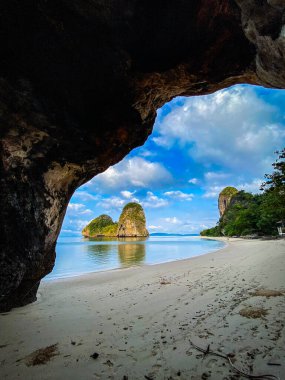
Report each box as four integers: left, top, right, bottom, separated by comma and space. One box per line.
82, 215, 118, 238
1, 1, 285, 310
117, 203, 149, 237
218, 187, 239, 216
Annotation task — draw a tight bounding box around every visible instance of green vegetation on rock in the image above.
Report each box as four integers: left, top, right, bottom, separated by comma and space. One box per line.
218, 186, 238, 216
118, 202, 149, 237
81, 202, 149, 238
82, 214, 118, 237
220, 187, 239, 197
201, 149, 285, 237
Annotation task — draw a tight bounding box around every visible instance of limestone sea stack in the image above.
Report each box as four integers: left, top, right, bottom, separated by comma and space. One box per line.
117, 203, 149, 237
82, 214, 118, 237
218, 187, 238, 217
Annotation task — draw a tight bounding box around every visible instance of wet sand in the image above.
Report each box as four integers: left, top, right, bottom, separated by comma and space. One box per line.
0, 238, 284, 379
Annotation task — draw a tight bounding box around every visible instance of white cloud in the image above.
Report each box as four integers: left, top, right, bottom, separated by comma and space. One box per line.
139, 149, 156, 158
148, 225, 162, 230
66, 218, 93, 230
202, 186, 225, 198
73, 191, 99, 201
164, 190, 194, 201
61, 229, 76, 234
87, 157, 172, 191
120, 190, 138, 200
188, 178, 198, 184
202, 178, 263, 198
96, 191, 169, 212
237, 178, 263, 193
97, 196, 127, 210
163, 217, 182, 225
154, 86, 285, 178
67, 203, 93, 215
204, 172, 230, 182
68, 203, 85, 211
141, 191, 168, 208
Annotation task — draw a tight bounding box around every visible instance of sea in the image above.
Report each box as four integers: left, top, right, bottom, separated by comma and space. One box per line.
45, 235, 226, 280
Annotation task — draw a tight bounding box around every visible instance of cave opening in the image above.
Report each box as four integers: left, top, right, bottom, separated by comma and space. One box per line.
1, 2, 285, 378
50, 84, 285, 280
2, 0, 285, 314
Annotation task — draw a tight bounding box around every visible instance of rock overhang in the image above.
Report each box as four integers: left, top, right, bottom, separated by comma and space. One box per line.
1, 0, 285, 310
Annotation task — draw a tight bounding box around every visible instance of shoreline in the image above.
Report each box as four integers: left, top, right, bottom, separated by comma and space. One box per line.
1, 238, 284, 379
45, 236, 227, 282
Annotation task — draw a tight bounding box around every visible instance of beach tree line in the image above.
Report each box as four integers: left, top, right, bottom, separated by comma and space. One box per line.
200, 148, 285, 237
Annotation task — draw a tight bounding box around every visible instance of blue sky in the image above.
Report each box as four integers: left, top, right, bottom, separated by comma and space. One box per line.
62, 85, 285, 236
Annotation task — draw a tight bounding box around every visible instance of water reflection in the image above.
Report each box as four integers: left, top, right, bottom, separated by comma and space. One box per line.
47, 236, 226, 280
86, 237, 147, 267
118, 237, 148, 243
118, 243, 146, 267
86, 243, 113, 263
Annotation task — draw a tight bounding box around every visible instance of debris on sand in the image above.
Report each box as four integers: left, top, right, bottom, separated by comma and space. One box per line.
90, 352, 99, 359
25, 344, 59, 366
239, 307, 267, 319
250, 289, 283, 298
159, 277, 171, 285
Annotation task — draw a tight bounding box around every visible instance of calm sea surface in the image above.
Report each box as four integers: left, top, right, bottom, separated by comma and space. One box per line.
45, 235, 225, 280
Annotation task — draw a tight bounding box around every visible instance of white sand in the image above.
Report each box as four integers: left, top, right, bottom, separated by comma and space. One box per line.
0, 238, 285, 379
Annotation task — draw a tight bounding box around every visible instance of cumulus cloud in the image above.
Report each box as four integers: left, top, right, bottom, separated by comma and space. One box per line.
120, 190, 138, 202
148, 225, 162, 230
67, 203, 92, 215
204, 172, 230, 182
68, 203, 85, 211
164, 190, 194, 201
188, 178, 198, 184
96, 191, 169, 211
141, 191, 168, 208
202, 178, 263, 198
73, 191, 99, 201
163, 217, 182, 224
237, 178, 263, 193
87, 157, 172, 191
202, 186, 225, 198
62, 218, 93, 234
154, 86, 285, 178
97, 196, 127, 210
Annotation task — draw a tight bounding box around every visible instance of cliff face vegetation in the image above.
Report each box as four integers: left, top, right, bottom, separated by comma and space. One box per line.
1, 1, 285, 310
82, 215, 118, 237
82, 203, 149, 238
201, 149, 285, 237
118, 203, 149, 237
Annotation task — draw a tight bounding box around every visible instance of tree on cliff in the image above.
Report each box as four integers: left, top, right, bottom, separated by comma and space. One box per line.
200, 148, 285, 237
258, 148, 285, 233
261, 148, 285, 192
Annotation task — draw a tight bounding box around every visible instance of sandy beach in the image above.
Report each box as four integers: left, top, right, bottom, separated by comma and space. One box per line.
0, 238, 284, 379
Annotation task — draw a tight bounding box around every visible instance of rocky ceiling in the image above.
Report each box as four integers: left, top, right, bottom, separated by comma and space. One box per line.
0, 0, 285, 311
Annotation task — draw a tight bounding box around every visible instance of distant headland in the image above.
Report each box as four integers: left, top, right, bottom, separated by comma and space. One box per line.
82, 202, 149, 238
200, 150, 285, 237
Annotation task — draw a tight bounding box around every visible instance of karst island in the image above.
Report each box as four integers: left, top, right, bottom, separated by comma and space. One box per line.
82, 202, 149, 238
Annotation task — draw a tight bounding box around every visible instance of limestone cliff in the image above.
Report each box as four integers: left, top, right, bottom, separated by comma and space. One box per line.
117, 203, 149, 237
218, 187, 238, 217
82, 215, 118, 237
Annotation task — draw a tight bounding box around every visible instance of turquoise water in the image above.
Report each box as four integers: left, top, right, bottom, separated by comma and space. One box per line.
45, 236, 225, 280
